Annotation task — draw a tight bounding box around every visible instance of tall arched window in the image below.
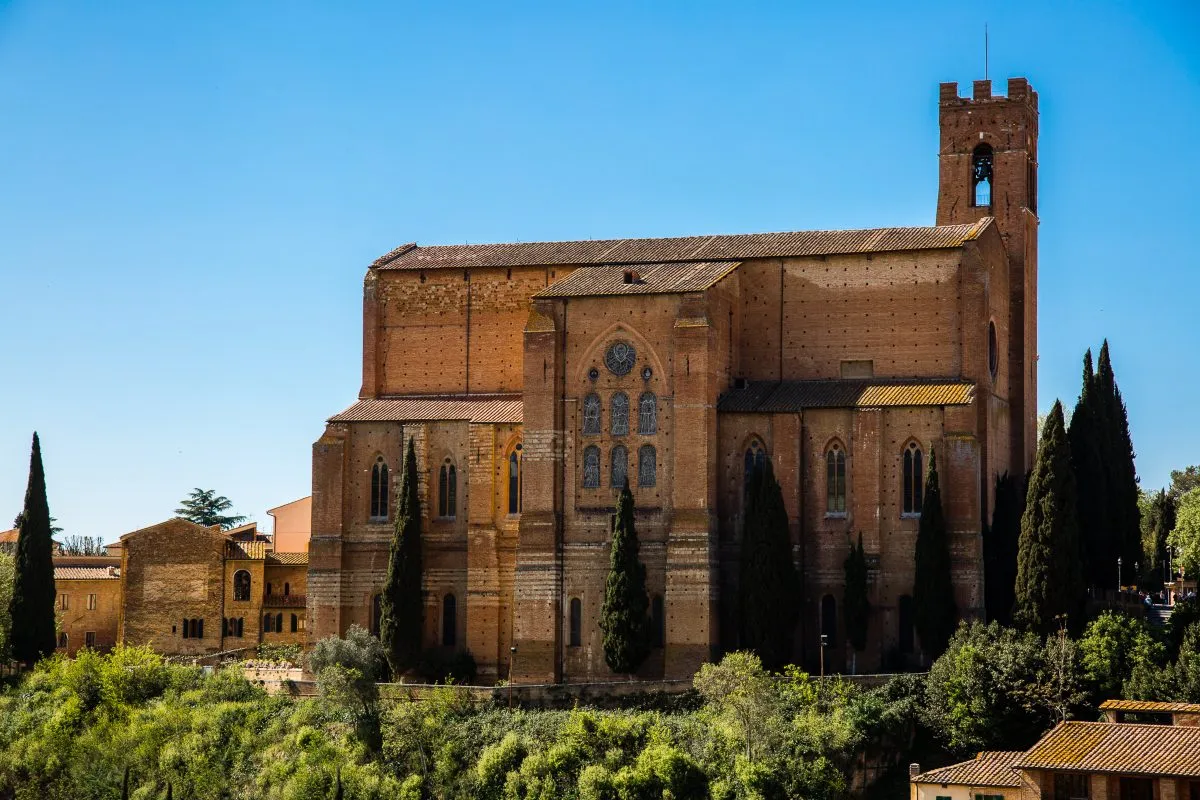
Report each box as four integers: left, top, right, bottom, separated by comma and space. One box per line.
583, 445, 601, 488
582, 393, 601, 436
821, 595, 837, 648
275, 613, 283, 633
370, 593, 382, 637
611, 445, 628, 488
439, 459, 457, 518
651, 594, 665, 648
638, 393, 657, 434
263, 613, 273, 633
898, 595, 914, 654
233, 569, 251, 601
283, 582, 290, 596
972, 143, 994, 207
508, 446, 522, 514
569, 597, 582, 648
370, 456, 389, 520
290, 614, 299, 633
826, 443, 847, 514
611, 392, 630, 436
442, 594, 457, 647
236, 617, 244, 637
744, 439, 767, 500
637, 445, 656, 487
902, 442, 924, 515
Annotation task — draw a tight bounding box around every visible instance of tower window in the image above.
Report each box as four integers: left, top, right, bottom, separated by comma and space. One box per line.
370, 456, 389, 521
508, 447, 523, 514
569, 597, 582, 647
902, 442, 924, 516
611, 445, 628, 488
582, 393, 601, 436
826, 443, 847, 514
233, 569, 251, 602
438, 459, 457, 518
972, 143, 994, 207
611, 392, 630, 436
988, 321, 999, 378
744, 439, 767, 501
583, 445, 601, 489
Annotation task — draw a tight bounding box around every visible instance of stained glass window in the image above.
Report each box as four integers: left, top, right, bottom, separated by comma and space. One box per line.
583, 446, 601, 488
638, 392, 656, 434
582, 393, 601, 435
611, 445, 628, 488
638, 444, 656, 487
605, 341, 637, 376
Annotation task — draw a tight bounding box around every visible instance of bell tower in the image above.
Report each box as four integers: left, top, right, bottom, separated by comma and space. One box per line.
937, 77, 1039, 471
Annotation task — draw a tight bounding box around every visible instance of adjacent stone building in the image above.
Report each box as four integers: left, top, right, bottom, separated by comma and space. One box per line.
309, 76, 1041, 682
53, 555, 122, 655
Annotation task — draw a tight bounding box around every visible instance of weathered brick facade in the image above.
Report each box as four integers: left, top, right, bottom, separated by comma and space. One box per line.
310, 78, 1039, 682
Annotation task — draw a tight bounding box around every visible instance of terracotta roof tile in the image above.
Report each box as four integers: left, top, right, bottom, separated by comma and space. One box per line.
911, 751, 1024, 788
718, 379, 976, 412
226, 541, 268, 560
374, 220, 993, 271
54, 565, 120, 581
329, 394, 522, 424
1014, 721, 1200, 778
534, 261, 740, 298
0, 529, 17, 544
1099, 699, 1200, 714
266, 552, 309, 565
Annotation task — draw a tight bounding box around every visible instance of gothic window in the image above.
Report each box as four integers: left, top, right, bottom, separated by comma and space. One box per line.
611, 445, 628, 488
370, 593, 382, 637
638, 444, 656, 487
744, 439, 767, 500
442, 594, 457, 647
263, 613, 273, 633
508, 447, 523, 514
582, 393, 601, 436
826, 443, 847, 514
233, 570, 251, 601
651, 594, 665, 648
439, 459, 457, 518
290, 614, 298, 633
604, 341, 636, 376
821, 595, 837, 648
583, 445, 601, 488
611, 392, 630, 436
898, 595, 914, 654
972, 143, 994, 207
902, 442, 924, 515
638, 392, 657, 434
370, 456, 389, 520
988, 321, 999, 378
275, 613, 283, 633
569, 597, 582, 647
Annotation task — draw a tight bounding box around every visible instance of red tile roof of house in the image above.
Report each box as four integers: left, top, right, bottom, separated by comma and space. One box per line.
911, 751, 1024, 788
1014, 721, 1200, 778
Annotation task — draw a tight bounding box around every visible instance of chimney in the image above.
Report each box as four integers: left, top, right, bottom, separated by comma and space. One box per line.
909, 763, 921, 779
623, 270, 641, 285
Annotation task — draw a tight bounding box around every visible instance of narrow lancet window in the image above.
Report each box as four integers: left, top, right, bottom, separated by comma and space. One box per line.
582, 393, 601, 436
638, 444, 656, 487
611, 392, 630, 436
611, 445, 628, 488
583, 445, 601, 488
972, 143, 994, 207
638, 392, 657, 434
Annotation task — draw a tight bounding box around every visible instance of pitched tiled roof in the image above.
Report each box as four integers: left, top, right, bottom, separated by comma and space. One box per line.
1100, 699, 1200, 714
717, 379, 976, 413
1014, 722, 1200, 778
373, 220, 994, 271
534, 261, 740, 298
0, 529, 17, 544
911, 751, 1024, 787
266, 552, 309, 565
329, 394, 523, 424
54, 565, 120, 581
227, 541, 268, 560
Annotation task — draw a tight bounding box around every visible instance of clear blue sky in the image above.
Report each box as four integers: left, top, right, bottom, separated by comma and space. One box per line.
1, 1, 1197, 542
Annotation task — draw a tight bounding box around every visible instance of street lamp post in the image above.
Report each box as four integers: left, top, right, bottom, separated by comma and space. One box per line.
819, 634, 828, 680
1117, 557, 1123, 596
507, 645, 517, 710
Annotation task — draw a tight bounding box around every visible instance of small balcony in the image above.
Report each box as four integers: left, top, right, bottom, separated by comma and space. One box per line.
262, 593, 306, 608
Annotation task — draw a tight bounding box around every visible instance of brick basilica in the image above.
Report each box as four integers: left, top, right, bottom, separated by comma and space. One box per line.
307, 77, 1040, 683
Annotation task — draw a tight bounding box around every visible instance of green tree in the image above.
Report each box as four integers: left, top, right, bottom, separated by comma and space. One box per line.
9, 433, 57, 664
1140, 488, 1176, 590
173, 488, 247, 529
1078, 611, 1157, 703
0, 551, 13, 660
600, 479, 650, 675
1168, 488, 1200, 583
984, 472, 1024, 625
843, 533, 869, 672
738, 458, 799, 670
1096, 342, 1142, 582
1169, 465, 1200, 499
309, 624, 387, 751
381, 437, 423, 677
913, 448, 957, 660
1015, 402, 1084, 635
1068, 349, 1109, 594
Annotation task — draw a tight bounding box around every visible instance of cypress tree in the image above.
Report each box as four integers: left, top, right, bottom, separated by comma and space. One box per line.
913, 448, 958, 660
842, 533, 869, 672
984, 471, 1024, 625
9, 432, 57, 665
1068, 349, 1109, 594
1097, 341, 1142, 583
1015, 402, 1085, 635
600, 479, 650, 675
380, 437, 423, 677
738, 458, 800, 670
